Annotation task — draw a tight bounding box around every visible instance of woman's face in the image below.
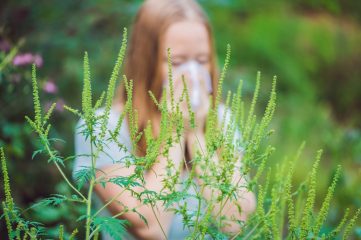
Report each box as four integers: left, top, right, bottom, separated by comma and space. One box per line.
161, 20, 211, 83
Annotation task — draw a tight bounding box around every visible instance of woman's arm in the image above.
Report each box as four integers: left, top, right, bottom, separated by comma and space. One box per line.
94, 134, 186, 240
186, 130, 256, 235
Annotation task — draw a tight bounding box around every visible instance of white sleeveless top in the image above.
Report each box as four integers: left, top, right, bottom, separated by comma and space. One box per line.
72, 104, 242, 240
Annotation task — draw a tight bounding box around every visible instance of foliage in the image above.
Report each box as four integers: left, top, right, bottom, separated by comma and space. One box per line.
1, 3, 361, 238
1, 30, 360, 239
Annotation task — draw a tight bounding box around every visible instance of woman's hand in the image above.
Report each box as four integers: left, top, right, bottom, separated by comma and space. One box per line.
162, 73, 192, 132
163, 63, 211, 133
183, 71, 211, 149
162, 70, 211, 165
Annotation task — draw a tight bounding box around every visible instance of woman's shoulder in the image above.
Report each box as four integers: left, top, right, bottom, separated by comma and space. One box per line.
73, 102, 131, 153
73, 103, 131, 178
75, 103, 126, 130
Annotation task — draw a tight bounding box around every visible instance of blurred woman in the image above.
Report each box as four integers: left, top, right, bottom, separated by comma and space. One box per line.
73, 0, 255, 239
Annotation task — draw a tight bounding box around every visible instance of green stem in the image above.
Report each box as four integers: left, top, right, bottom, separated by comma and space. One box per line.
89, 205, 132, 239
215, 176, 243, 220
93, 188, 126, 217
148, 196, 169, 240
53, 162, 86, 200
191, 131, 213, 237
191, 196, 202, 239
85, 179, 94, 240
44, 139, 86, 201
231, 211, 271, 240
85, 136, 96, 240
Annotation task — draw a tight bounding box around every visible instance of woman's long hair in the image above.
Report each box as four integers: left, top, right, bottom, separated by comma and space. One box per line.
117, 0, 219, 157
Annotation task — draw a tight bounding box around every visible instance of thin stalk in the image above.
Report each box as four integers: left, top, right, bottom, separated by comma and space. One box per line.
175, 132, 203, 237
89, 202, 145, 239
94, 164, 125, 182
149, 198, 168, 240
54, 162, 87, 201
66, 198, 87, 203
85, 136, 96, 240
230, 211, 272, 240
190, 196, 202, 239
218, 198, 224, 228
85, 179, 94, 240
191, 131, 216, 237
44, 141, 86, 201
93, 188, 127, 217
215, 175, 243, 220
88, 226, 99, 240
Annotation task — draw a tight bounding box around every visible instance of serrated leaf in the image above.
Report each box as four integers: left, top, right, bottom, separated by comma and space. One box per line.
30, 194, 67, 209
32, 149, 44, 160
108, 176, 142, 188
76, 214, 88, 222
132, 208, 148, 226
93, 216, 129, 239
74, 166, 94, 190
48, 138, 66, 143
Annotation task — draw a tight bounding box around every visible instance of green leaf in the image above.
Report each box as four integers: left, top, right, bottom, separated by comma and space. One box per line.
132, 208, 148, 226
74, 167, 94, 190
92, 216, 129, 239
108, 175, 141, 188
30, 194, 67, 209
31, 148, 44, 160
76, 214, 88, 222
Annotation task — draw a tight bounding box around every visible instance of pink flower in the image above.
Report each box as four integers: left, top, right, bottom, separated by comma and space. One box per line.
13, 53, 32, 65
56, 99, 65, 112
33, 54, 43, 67
44, 99, 65, 113
12, 53, 43, 67
43, 80, 58, 94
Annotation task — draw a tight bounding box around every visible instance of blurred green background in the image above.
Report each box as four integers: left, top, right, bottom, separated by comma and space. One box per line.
1, 0, 360, 238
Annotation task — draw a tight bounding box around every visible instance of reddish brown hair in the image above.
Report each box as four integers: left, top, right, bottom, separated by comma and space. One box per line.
117, 0, 219, 156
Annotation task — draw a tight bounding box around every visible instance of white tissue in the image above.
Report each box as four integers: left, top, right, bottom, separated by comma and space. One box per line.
164, 60, 212, 110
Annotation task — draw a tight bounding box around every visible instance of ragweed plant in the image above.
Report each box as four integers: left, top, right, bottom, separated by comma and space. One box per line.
1, 28, 360, 239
